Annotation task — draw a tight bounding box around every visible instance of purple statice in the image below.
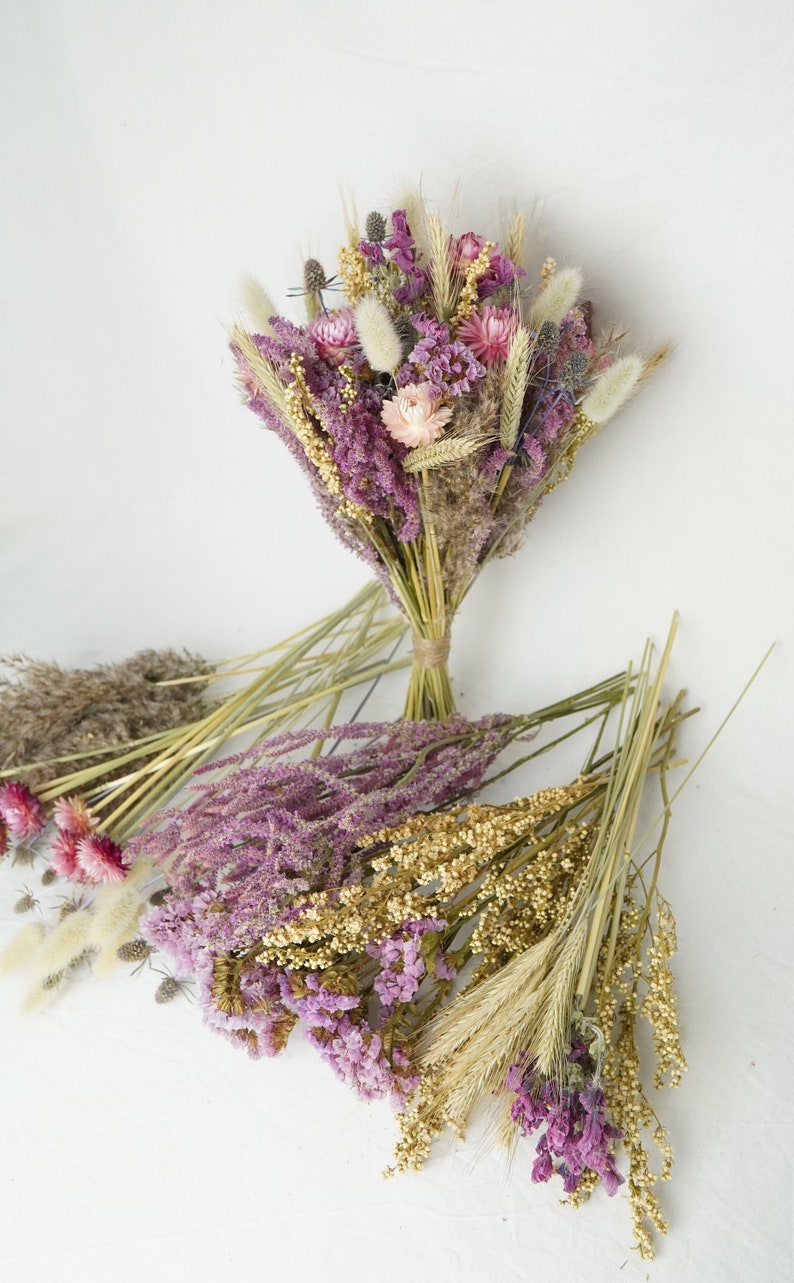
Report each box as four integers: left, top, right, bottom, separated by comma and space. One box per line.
199, 954, 297, 1060
130, 715, 513, 955
366, 917, 446, 1015
551, 307, 596, 375
507, 1043, 624, 1197
282, 972, 418, 1103
397, 313, 485, 400
316, 382, 421, 542
532, 390, 577, 445
233, 326, 420, 567
384, 210, 428, 306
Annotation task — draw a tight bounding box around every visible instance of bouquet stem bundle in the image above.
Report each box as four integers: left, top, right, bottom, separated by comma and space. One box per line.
230, 620, 692, 1258
234, 193, 665, 721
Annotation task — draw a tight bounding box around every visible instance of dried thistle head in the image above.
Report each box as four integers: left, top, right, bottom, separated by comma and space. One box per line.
302, 258, 328, 294
364, 210, 387, 242
116, 938, 153, 964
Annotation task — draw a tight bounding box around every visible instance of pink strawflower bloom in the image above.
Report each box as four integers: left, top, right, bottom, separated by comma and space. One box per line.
0, 781, 45, 840
309, 306, 359, 366
50, 831, 85, 882
53, 795, 95, 837
458, 306, 517, 365
450, 231, 488, 268
380, 382, 453, 448
76, 834, 128, 884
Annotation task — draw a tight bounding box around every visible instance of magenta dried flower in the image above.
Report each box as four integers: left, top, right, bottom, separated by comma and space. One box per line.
0, 781, 45, 841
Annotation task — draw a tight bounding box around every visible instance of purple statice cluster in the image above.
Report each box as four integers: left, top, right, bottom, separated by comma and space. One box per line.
239, 317, 421, 545
507, 1043, 624, 1197
523, 307, 597, 451
366, 916, 447, 1015
133, 716, 513, 956
397, 313, 485, 401
282, 972, 419, 1103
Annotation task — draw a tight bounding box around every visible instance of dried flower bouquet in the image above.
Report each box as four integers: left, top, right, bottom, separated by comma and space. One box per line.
234, 192, 665, 719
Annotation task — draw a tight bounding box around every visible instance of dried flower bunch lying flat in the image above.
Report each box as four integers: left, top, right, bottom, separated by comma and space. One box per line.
234, 191, 666, 718
0, 583, 407, 866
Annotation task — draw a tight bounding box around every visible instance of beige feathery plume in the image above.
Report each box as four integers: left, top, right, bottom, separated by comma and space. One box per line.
499, 329, 531, 450
89, 882, 147, 973
31, 909, 93, 978
527, 266, 583, 330
428, 213, 456, 321
354, 295, 403, 372
580, 354, 644, 423
123, 857, 156, 890
0, 921, 45, 975
238, 277, 278, 335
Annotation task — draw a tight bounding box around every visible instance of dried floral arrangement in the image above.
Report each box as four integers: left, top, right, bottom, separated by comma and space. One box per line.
2, 190, 756, 1263
233, 192, 665, 718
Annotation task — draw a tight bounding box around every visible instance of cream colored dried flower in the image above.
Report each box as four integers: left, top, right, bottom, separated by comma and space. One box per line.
354, 295, 403, 372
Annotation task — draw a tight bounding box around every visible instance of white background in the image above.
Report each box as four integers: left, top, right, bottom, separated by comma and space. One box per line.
1, 3, 792, 1281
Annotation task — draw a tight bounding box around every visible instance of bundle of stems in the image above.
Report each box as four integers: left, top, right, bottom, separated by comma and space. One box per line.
0, 581, 408, 846
249, 619, 695, 1256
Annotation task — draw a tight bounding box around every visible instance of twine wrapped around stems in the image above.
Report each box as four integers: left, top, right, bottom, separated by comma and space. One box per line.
411, 633, 451, 670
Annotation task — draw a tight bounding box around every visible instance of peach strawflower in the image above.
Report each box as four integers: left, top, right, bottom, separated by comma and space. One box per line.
53, 795, 95, 836
380, 383, 453, 448
458, 306, 517, 365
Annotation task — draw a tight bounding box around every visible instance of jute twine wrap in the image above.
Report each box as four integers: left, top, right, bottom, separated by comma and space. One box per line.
412, 633, 451, 669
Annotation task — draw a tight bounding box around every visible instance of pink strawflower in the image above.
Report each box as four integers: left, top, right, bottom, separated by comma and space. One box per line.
0, 781, 45, 840
53, 795, 95, 837
458, 306, 517, 365
50, 830, 85, 882
76, 833, 128, 884
380, 382, 453, 448
309, 307, 359, 366
450, 231, 488, 268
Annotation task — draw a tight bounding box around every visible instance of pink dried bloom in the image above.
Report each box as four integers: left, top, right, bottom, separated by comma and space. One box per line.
309, 306, 359, 366
0, 781, 45, 840
450, 231, 488, 268
50, 830, 86, 882
76, 833, 128, 884
380, 382, 453, 448
53, 796, 95, 837
458, 306, 517, 365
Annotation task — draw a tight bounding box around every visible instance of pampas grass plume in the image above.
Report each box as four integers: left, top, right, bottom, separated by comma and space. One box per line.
32, 909, 93, 978
581, 354, 644, 423
89, 882, 146, 972
528, 267, 583, 330
0, 921, 45, 974
239, 277, 278, 335
354, 296, 403, 373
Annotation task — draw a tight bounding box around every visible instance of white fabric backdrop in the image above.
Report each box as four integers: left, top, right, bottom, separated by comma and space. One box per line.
1, 3, 792, 1280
